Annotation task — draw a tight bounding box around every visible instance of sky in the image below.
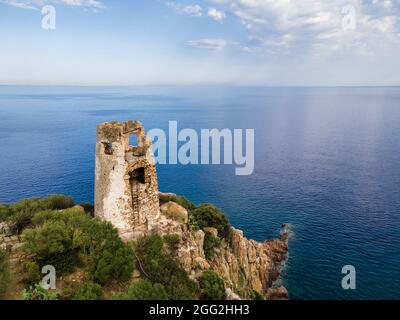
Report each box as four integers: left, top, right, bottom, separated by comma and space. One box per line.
0, 0, 399, 86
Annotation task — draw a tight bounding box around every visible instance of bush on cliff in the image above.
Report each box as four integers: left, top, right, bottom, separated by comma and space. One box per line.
0, 249, 10, 295
0, 204, 11, 222
203, 232, 221, 260
172, 196, 196, 211
250, 290, 265, 300
22, 218, 79, 274
85, 220, 134, 285
161, 194, 196, 211
2, 195, 75, 233
45, 195, 75, 210
24, 261, 41, 285
114, 279, 168, 300
163, 234, 181, 252
62, 281, 103, 301
191, 204, 231, 239
23, 207, 134, 284
199, 271, 225, 300
135, 234, 200, 300
22, 284, 58, 300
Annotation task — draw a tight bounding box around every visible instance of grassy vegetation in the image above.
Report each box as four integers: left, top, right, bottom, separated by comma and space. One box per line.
0, 249, 10, 296
191, 204, 232, 240
134, 234, 200, 300
163, 234, 181, 252
22, 284, 58, 300
22, 207, 134, 284
199, 271, 225, 300
113, 279, 168, 300
64, 282, 103, 300
0, 195, 75, 234
203, 232, 222, 260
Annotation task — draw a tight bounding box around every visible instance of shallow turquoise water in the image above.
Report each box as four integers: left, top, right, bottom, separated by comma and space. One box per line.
0, 86, 399, 299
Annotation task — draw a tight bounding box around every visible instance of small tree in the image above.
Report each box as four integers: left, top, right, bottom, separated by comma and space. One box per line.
203, 232, 221, 260
114, 279, 168, 300
24, 261, 41, 285
191, 204, 231, 239
83, 219, 134, 285
135, 234, 200, 300
199, 271, 225, 300
71, 282, 103, 300
22, 284, 58, 300
22, 219, 78, 274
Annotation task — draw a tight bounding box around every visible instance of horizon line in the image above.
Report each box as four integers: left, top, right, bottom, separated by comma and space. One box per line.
1, 84, 400, 88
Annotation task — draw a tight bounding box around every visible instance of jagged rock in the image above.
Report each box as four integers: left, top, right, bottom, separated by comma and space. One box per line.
207, 227, 288, 297
225, 288, 242, 300
194, 256, 210, 270
160, 201, 188, 224
11, 242, 23, 252
203, 227, 218, 237
193, 230, 205, 249
266, 286, 289, 300
0, 222, 14, 237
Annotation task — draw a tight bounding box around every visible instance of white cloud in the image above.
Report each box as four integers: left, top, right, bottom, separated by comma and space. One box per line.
0, 0, 105, 10
188, 38, 233, 50
166, 2, 202, 17
208, 7, 226, 22
373, 0, 393, 9
208, 0, 400, 57
183, 4, 202, 16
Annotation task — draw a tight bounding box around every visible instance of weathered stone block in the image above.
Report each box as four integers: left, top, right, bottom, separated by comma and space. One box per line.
160, 201, 188, 224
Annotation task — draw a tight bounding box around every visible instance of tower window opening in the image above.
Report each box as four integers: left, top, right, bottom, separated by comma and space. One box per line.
129, 167, 145, 184
130, 134, 139, 147
103, 142, 113, 155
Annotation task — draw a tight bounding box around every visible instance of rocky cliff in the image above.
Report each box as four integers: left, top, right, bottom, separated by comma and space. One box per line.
147, 192, 289, 300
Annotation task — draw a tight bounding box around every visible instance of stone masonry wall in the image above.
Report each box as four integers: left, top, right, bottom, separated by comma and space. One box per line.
95, 121, 160, 240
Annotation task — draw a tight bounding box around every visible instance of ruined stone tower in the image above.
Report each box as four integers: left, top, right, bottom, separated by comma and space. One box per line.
95, 120, 160, 240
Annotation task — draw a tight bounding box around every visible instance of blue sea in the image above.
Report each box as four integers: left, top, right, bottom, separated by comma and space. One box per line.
0, 85, 399, 300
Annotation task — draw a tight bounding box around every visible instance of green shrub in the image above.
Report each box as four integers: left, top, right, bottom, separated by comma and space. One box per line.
22, 284, 58, 300
22, 219, 79, 274
8, 198, 49, 233
250, 290, 265, 300
5, 195, 75, 233
83, 219, 134, 285
164, 234, 180, 251
23, 207, 134, 284
0, 204, 12, 222
199, 271, 225, 300
203, 232, 221, 260
24, 261, 41, 285
191, 204, 231, 239
114, 279, 168, 300
71, 282, 103, 300
0, 249, 10, 295
31, 210, 59, 226
45, 195, 75, 210
79, 203, 94, 216
135, 234, 199, 300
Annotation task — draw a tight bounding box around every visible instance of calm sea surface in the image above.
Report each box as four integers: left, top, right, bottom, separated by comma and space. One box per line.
0, 86, 399, 299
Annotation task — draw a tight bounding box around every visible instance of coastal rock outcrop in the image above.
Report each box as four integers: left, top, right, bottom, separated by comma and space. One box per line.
146, 197, 289, 299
